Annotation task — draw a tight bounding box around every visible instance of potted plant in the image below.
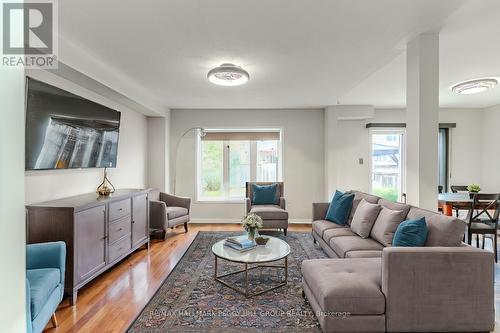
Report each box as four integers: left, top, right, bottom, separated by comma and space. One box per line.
242, 213, 263, 241
467, 184, 481, 198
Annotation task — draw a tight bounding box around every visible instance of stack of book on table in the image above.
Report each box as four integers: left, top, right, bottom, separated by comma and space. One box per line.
224, 235, 256, 252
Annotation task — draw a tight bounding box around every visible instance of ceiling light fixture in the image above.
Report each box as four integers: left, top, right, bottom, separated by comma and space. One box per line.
451, 78, 498, 95
207, 63, 249, 86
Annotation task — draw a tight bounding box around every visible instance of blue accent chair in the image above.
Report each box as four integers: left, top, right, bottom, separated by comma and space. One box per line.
26, 241, 66, 333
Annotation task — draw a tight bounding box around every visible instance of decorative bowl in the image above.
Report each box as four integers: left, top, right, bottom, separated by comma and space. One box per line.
255, 236, 269, 245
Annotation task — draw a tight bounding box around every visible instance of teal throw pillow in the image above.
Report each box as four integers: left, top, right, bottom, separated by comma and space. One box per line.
393, 217, 428, 246
325, 190, 354, 225
252, 183, 278, 205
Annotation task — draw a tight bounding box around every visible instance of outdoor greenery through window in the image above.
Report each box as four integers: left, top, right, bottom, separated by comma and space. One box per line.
370, 130, 405, 202
198, 130, 281, 201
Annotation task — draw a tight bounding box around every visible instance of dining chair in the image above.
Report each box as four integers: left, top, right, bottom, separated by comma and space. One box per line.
466, 193, 500, 263
450, 185, 470, 217
437, 186, 444, 212
451, 185, 469, 193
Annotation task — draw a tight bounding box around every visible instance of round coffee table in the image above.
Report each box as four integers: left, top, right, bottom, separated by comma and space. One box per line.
212, 236, 291, 297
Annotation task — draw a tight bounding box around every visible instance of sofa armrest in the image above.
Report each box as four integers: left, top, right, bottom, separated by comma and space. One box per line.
26, 241, 66, 291
312, 202, 329, 221
244, 198, 251, 214
25, 278, 32, 333
279, 197, 286, 210
150, 200, 168, 228
160, 192, 191, 211
382, 246, 494, 332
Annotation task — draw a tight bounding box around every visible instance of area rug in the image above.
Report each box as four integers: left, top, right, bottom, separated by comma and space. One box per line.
128, 231, 327, 333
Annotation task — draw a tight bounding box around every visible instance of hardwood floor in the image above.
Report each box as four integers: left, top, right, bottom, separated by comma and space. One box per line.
44, 223, 311, 333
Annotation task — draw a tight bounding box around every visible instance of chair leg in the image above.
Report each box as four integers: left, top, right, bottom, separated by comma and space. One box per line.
283, 228, 287, 236
51, 313, 58, 328
184, 222, 188, 233
476, 234, 480, 248
467, 231, 472, 245
163, 230, 167, 241
482, 235, 485, 249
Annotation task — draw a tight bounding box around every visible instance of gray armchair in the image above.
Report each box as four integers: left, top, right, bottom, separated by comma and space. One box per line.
149, 189, 191, 240
245, 182, 289, 235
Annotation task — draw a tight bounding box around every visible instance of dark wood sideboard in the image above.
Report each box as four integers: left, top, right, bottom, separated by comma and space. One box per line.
26, 188, 150, 305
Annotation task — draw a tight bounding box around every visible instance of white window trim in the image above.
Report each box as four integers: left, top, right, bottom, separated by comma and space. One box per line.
195, 128, 283, 203
368, 128, 406, 202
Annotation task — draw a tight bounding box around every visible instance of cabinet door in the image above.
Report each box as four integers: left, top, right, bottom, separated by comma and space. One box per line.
132, 194, 148, 247
75, 205, 106, 283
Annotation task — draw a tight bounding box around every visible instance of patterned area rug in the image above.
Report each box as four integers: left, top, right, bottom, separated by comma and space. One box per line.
128, 231, 327, 333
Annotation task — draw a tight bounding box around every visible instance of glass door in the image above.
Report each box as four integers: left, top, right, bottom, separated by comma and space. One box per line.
370, 130, 405, 202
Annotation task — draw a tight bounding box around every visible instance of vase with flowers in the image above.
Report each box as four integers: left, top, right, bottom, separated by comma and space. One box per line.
242, 213, 263, 241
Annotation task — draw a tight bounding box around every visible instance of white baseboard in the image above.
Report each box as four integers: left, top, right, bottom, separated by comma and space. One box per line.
191, 218, 311, 224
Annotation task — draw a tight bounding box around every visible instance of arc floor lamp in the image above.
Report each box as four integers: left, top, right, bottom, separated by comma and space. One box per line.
172, 127, 205, 194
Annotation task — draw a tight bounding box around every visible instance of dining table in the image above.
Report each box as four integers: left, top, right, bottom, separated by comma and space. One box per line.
438, 192, 472, 216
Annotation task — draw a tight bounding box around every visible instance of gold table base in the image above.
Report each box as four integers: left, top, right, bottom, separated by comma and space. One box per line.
214, 255, 288, 298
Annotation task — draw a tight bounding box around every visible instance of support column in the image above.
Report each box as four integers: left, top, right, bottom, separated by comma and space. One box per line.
147, 111, 171, 192
406, 33, 439, 210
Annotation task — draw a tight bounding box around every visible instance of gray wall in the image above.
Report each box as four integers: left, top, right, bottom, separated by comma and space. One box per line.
171, 108, 325, 222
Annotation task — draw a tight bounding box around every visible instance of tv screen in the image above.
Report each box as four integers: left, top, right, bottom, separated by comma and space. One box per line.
25, 78, 121, 170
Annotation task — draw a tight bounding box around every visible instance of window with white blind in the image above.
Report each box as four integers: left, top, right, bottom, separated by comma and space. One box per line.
196, 130, 282, 201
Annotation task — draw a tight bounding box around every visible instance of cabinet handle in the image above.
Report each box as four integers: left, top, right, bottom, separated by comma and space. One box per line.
118, 228, 123, 231
118, 208, 123, 211
132, 220, 135, 224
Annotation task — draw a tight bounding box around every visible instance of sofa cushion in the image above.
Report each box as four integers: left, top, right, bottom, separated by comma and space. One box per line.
301, 258, 385, 315
347, 191, 381, 225
252, 183, 279, 205
325, 190, 354, 225
330, 236, 384, 258
322, 227, 356, 243
370, 207, 408, 246
406, 207, 465, 246
312, 220, 345, 238
378, 198, 411, 216
27, 268, 61, 319
250, 205, 288, 220
345, 250, 383, 258
393, 217, 428, 247
166, 206, 188, 219
350, 199, 382, 238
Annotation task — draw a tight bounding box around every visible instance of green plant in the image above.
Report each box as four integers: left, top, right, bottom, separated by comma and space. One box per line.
372, 187, 399, 202
203, 175, 221, 192
467, 184, 481, 192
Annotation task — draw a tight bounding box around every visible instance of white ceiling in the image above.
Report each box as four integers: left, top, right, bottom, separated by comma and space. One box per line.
58, 0, 500, 109
341, 0, 500, 108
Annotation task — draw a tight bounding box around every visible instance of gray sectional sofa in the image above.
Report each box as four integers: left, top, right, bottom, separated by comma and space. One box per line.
303, 190, 494, 333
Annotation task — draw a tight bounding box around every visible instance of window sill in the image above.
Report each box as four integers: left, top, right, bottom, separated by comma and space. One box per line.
195, 199, 245, 204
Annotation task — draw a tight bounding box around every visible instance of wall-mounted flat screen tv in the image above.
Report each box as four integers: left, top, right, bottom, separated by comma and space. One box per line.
25, 77, 121, 170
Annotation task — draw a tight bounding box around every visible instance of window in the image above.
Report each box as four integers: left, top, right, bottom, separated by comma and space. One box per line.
197, 130, 281, 201
438, 128, 449, 192
370, 129, 405, 202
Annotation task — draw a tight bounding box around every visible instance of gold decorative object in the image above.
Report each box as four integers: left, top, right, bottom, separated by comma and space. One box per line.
96, 167, 115, 196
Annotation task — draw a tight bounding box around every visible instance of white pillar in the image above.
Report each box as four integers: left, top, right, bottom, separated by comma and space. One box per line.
0, 68, 26, 331
406, 33, 439, 210
147, 111, 171, 192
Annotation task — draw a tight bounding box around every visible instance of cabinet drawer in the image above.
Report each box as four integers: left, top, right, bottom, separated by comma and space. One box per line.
108, 236, 131, 263
109, 198, 131, 222
108, 216, 131, 243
